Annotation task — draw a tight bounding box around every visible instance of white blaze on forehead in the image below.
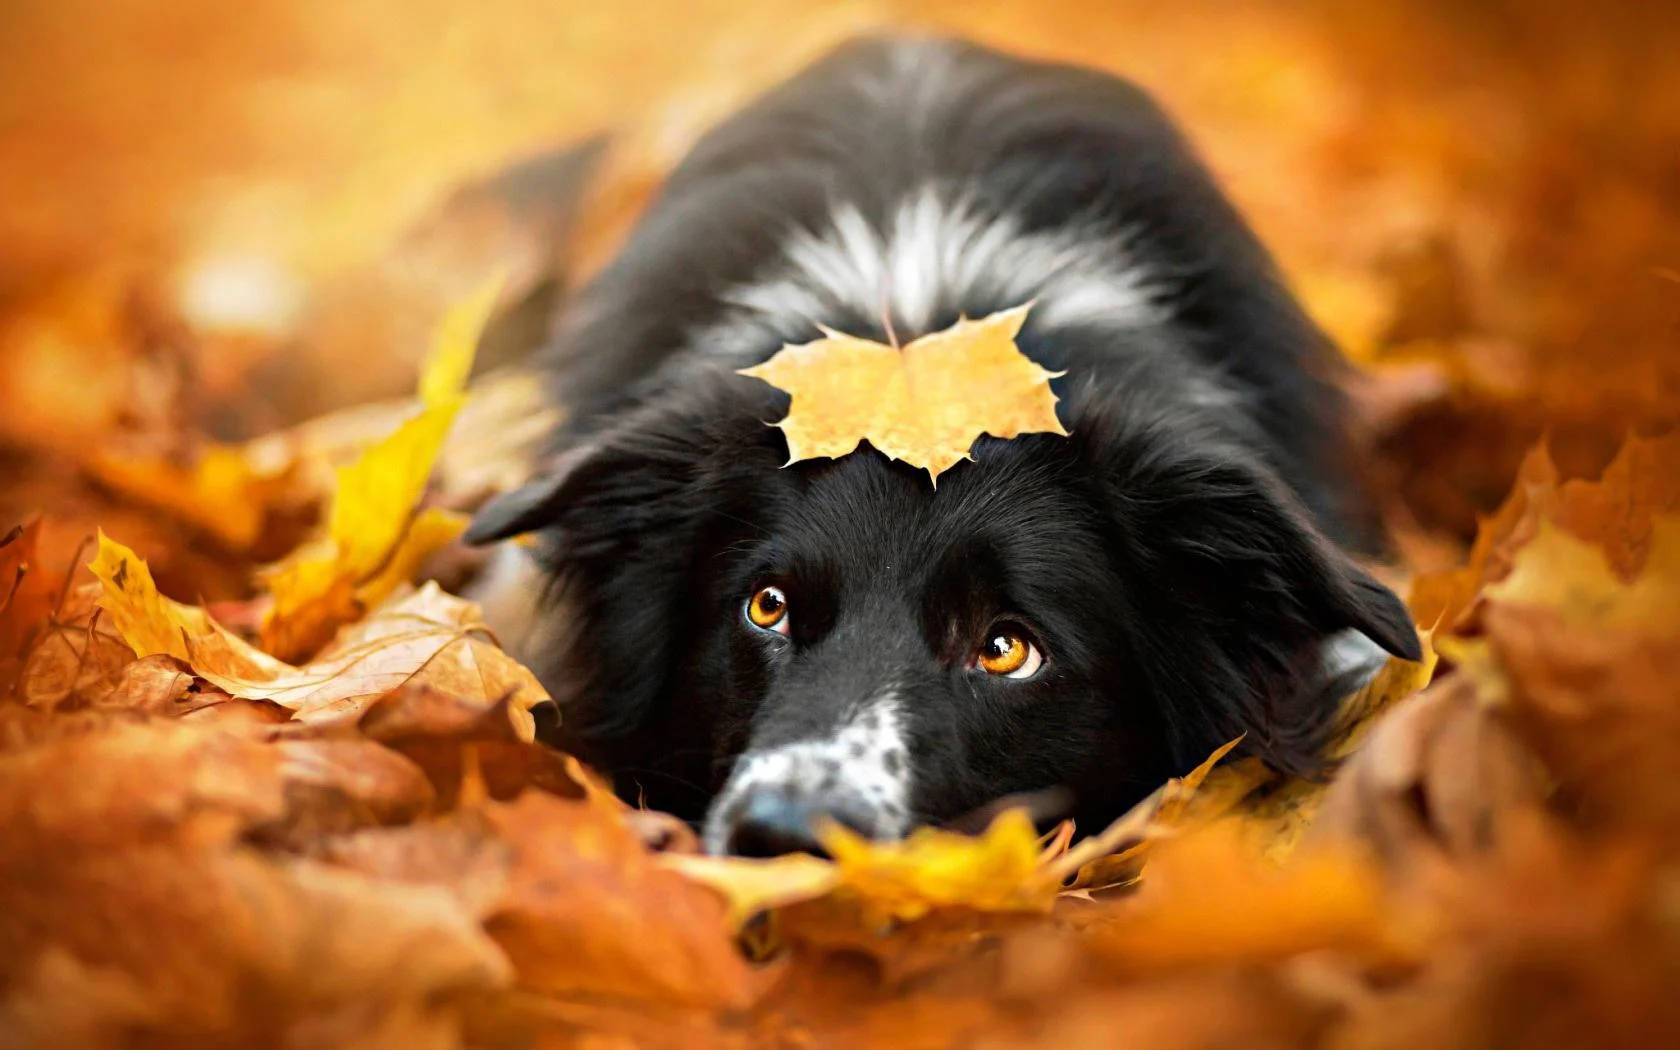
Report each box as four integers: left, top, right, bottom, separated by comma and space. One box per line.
701, 185, 1168, 355
702, 694, 913, 854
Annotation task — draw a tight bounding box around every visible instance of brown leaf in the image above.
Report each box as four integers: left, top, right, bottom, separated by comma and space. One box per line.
91, 652, 200, 713
92, 532, 549, 738
266, 737, 437, 840
1312, 675, 1549, 865
326, 789, 762, 1010
0, 847, 510, 1049
1076, 826, 1411, 974
356, 686, 579, 807
0, 720, 286, 851
0, 521, 61, 670
480, 790, 759, 1009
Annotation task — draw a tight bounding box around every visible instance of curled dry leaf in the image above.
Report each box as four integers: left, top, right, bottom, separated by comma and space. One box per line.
92, 652, 202, 713
739, 304, 1066, 482
1311, 675, 1549, 865
13, 581, 142, 712
92, 532, 548, 736
356, 686, 580, 808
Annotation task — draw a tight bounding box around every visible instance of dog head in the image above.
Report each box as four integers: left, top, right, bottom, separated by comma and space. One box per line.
467, 362, 1419, 856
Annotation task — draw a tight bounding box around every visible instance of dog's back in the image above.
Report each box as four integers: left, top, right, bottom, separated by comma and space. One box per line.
545, 36, 1369, 548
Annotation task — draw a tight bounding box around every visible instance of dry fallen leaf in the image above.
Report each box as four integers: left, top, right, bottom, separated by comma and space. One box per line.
83, 440, 306, 553
1, 522, 88, 702
659, 852, 842, 932
1311, 675, 1548, 865
1484, 516, 1680, 635
0, 846, 512, 1050
12, 576, 146, 712
91, 531, 548, 736
4, 11, 1680, 1045
478, 790, 760, 1008
1052, 736, 1246, 892
739, 303, 1066, 482
0, 522, 60, 669
821, 808, 1057, 924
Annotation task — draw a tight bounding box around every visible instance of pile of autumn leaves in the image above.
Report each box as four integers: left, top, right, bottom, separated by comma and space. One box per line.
2, 287, 1678, 1050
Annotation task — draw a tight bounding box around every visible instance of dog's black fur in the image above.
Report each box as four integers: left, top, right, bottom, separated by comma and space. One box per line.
468, 36, 1420, 853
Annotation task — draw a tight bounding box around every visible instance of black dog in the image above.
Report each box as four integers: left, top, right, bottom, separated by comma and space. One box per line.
467, 36, 1420, 856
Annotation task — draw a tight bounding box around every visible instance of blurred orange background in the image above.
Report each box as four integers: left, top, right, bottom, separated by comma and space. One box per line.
2, 0, 1676, 578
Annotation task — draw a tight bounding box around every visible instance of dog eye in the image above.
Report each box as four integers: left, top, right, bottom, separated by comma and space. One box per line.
745, 585, 790, 635
974, 627, 1043, 679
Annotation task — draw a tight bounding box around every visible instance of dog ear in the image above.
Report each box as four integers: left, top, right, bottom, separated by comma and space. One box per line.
1118, 447, 1420, 662
464, 442, 603, 545
462, 371, 789, 749
466, 363, 790, 546
1075, 399, 1422, 775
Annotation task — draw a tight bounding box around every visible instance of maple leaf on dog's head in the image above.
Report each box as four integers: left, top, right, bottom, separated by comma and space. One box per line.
739, 304, 1067, 483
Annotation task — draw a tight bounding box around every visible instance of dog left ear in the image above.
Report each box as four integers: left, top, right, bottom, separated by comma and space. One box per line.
1121, 448, 1421, 662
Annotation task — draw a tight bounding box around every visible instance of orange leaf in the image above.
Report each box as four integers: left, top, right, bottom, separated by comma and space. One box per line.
82, 441, 303, 552
0, 521, 61, 672
739, 303, 1066, 482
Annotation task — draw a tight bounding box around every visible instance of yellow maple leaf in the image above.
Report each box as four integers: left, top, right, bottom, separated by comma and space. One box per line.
819, 808, 1056, 923
738, 303, 1066, 483
259, 276, 497, 660
90, 531, 288, 681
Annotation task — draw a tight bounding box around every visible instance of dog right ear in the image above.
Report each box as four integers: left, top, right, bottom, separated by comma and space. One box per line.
464, 442, 602, 545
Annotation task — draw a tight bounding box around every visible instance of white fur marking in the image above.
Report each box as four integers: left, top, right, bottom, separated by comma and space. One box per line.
702, 692, 912, 853
709, 187, 1167, 354
1322, 628, 1389, 686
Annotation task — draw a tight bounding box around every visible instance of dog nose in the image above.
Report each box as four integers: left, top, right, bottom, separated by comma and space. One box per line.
724, 789, 873, 858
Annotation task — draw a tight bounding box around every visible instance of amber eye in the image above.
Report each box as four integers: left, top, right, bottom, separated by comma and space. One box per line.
975, 628, 1043, 679
745, 585, 790, 634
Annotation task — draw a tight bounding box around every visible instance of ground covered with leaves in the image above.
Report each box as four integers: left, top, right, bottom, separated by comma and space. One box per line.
3, 2, 1679, 1048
